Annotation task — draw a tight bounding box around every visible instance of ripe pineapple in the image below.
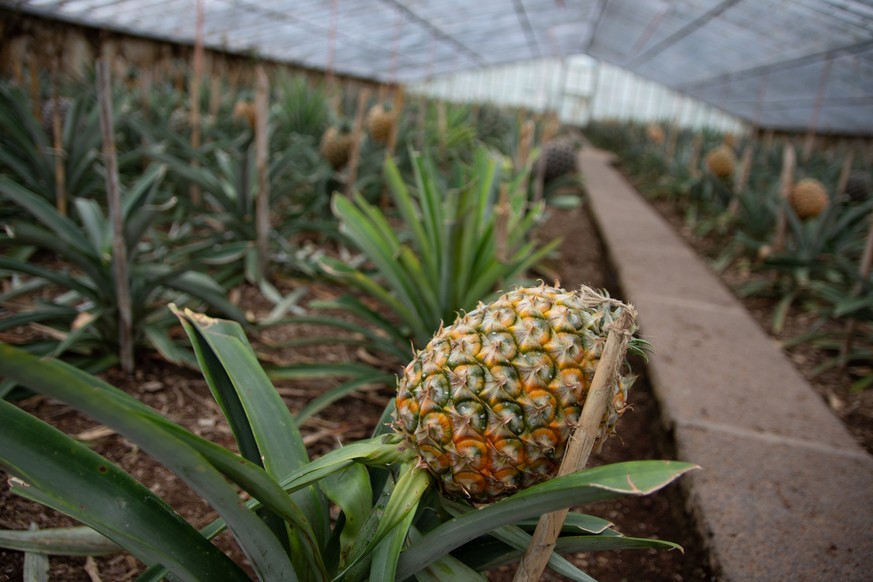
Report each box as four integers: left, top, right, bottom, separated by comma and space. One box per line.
233, 100, 256, 129
541, 138, 579, 183
366, 103, 396, 145
705, 145, 736, 180
645, 123, 664, 145
789, 178, 829, 219
395, 284, 638, 502
320, 123, 355, 169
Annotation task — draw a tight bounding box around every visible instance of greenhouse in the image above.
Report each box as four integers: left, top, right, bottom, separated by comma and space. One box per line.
1, 1, 872, 581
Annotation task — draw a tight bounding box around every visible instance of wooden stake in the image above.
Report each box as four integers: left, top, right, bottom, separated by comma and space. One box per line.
688, 133, 703, 178
28, 52, 41, 120
189, 0, 205, 205
513, 305, 638, 581
837, 150, 855, 198
255, 66, 271, 284
344, 88, 370, 198
728, 143, 754, 215
96, 60, 134, 374
840, 213, 873, 366
386, 84, 405, 157
773, 142, 796, 252
50, 58, 67, 217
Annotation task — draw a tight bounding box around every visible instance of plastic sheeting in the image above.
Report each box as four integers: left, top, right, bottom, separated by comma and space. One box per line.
4, 0, 873, 134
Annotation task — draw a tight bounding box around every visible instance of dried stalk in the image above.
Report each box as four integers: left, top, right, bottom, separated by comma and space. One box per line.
728, 143, 754, 216
513, 305, 638, 581
96, 60, 134, 374
50, 58, 67, 217
344, 88, 370, 198
837, 150, 855, 198
255, 65, 270, 283
773, 142, 796, 252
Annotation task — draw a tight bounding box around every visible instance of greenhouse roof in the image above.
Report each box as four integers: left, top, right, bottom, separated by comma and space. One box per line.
5, 0, 873, 134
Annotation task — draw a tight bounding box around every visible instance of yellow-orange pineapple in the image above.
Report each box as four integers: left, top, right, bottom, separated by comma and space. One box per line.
394, 284, 637, 502
705, 145, 736, 180
789, 178, 829, 219
233, 100, 256, 129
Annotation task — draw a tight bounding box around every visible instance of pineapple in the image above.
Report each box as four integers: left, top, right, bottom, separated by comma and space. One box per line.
541, 138, 579, 183
232, 100, 256, 129
645, 123, 664, 145
844, 171, 870, 204
366, 103, 396, 145
789, 178, 829, 219
320, 123, 355, 169
40, 96, 72, 136
705, 145, 736, 180
395, 284, 638, 502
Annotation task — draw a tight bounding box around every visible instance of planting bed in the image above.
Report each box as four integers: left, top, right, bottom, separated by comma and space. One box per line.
646, 197, 873, 454
0, 200, 713, 581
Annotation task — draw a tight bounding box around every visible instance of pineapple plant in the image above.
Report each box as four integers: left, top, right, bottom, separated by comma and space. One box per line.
40, 96, 73, 136
540, 138, 579, 183
705, 144, 736, 180
366, 102, 396, 145
395, 284, 639, 502
789, 178, 829, 219
320, 121, 355, 169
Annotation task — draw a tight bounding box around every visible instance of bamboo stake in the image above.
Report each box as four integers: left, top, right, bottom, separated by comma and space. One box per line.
773, 143, 796, 252
344, 88, 370, 198
840, 212, 873, 366
836, 150, 855, 199
50, 57, 67, 217
28, 52, 40, 120
386, 84, 405, 157
513, 305, 638, 581
255, 65, 270, 284
189, 0, 205, 206
96, 60, 134, 374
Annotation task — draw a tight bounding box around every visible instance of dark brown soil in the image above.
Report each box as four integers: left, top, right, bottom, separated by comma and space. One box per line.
0, 198, 714, 581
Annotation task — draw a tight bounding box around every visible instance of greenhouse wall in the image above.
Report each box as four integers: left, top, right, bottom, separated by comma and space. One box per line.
407, 56, 747, 135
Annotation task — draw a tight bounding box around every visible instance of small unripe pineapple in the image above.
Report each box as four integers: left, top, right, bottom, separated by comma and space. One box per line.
233, 100, 256, 129
320, 124, 355, 169
541, 138, 579, 183
646, 123, 664, 145
705, 145, 736, 180
40, 97, 72, 136
844, 172, 870, 204
789, 178, 829, 219
395, 284, 637, 502
366, 103, 396, 144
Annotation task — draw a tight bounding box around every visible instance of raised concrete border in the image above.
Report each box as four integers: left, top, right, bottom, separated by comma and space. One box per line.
578, 148, 873, 581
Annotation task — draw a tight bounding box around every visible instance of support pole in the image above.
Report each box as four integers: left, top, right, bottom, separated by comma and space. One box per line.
255, 65, 271, 283
96, 60, 134, 374
514, 305, 637, 581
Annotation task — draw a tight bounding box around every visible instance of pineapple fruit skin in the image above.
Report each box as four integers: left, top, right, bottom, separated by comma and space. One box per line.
366, 104, 395, 144
395, 284, 635, 502
541, 139, 579, 183
789, 178, 829, 219
705, 145, 736, 180
320, 126, 354, 169
233, 100, 256, 129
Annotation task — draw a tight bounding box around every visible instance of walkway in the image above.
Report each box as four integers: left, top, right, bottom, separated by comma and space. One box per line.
578, 148, 873, 582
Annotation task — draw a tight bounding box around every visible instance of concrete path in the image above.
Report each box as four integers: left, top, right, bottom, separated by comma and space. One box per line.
578, 148, 873, 581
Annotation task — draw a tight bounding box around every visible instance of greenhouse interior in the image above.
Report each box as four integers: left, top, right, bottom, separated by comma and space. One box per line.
1, 1, 872, 581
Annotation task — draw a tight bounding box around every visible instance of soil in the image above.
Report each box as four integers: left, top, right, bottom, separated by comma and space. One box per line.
0, 197, 715, 580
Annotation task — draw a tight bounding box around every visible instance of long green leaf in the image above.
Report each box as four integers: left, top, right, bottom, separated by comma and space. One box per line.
396, 461, 697, 579
0, 343, 298, 581
0, 527, 120, 557
0, 399, 247, 580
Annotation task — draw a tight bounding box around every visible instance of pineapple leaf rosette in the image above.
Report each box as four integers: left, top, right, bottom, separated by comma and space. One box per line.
395, 283, 640, 502
0, 286, 694, 581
